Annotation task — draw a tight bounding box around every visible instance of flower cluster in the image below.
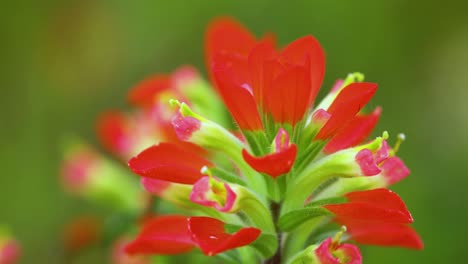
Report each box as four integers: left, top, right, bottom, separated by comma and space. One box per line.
61, 17, 422, 263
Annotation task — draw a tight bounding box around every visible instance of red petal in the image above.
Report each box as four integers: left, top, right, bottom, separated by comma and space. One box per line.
280, 35, 325, 108
325, 189, 413, 223
125, 215, 195, 255
242, 144, 297, 178
266, 62, 311, 125
380, 157, 410, 185
355, 149, 382, 176
324, 107, 382, 154
128, 143, 211, 184
344, 221, 424, 250
96, 111, 131, 156
213, 66, 263, 130
205, 17, 257, 79
127, 75, 171, 108
315, 82, 377, 140
247, 41, 277, 106
188, 216, 261, 256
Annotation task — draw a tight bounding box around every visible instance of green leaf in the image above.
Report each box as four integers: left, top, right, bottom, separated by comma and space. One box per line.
279, 207, 332, 231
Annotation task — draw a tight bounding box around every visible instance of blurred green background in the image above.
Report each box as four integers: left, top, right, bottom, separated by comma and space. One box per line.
1, 0, 467, 263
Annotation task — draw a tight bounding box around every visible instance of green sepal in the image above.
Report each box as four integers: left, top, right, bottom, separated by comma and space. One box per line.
250, 232, 279, 259
209, 167, 247, 186
294, 140, 327, 176
279, 207, 332, 231
306, 196, 347, 207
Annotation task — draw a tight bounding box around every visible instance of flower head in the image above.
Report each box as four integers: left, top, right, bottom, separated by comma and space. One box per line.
62, 16, 422, 264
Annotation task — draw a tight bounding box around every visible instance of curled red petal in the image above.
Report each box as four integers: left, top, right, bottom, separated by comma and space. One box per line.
128, 143, 211, 184
127, 75, 171, 108
315, 82, 377, 140
213, 66, 263, 130
188, 216, 261, 256
125, 215, 195, 255
344, 221, 424, 250
325, 189, 413, 223
242, 144, 297, 178
280, 35, 325, 107
324, 107, 382, 154
96, 111, 131, 157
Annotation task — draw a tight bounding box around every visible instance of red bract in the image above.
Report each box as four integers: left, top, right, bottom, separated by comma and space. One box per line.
128, 143, 211, 184
213, 65, 264, 130
324, 189, 422, 250
324, 107, 381, 154
205, 17, 272, 82
125, 215, 195, 255
315, 82, 377, 140
242, 145, 297, 178
324, 189, 413, 223
188, 216, 261, 256
208, 18, 325, 128
343, 221, 424, 250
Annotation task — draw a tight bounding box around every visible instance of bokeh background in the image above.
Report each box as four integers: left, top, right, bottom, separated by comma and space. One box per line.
1, 0, 468, 263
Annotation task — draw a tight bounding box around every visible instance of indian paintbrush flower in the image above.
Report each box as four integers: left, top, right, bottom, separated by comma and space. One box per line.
61, 16, 423, 264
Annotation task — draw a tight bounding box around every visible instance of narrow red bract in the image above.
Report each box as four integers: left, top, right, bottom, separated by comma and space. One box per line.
324, 189, 413, 223
279, 35, 325, 108
125, 215, 195, 255
242, 145, 297, 178
188, 216, 261, 256
343, 221, 424, 250
315, 82, 377, 140
324, 107, 381, 154
213, 66, 264, 130
205, 17, 257, 74
128, 143, 212, 184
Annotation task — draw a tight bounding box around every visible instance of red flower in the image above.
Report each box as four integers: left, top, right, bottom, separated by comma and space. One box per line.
188, 216, 261, 256
315, 82, 378, 140
125, 215, 195, 255
207, 18, 325, 129
242, 128, 297, 177
324, 107, 381, 154
324, 189, 413, 223
125, 215, 261, 256
343, 221, 423, 250
324, 189, 422, 249
128, 143, 211, 185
